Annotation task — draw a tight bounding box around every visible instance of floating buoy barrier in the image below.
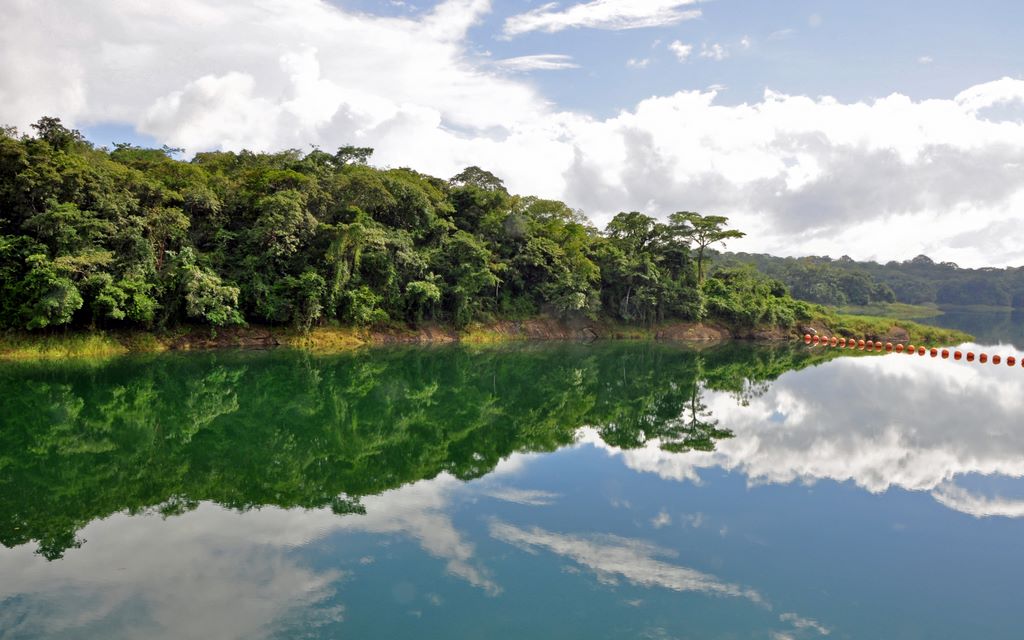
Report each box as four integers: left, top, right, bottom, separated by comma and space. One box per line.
803, 334, 1021, 370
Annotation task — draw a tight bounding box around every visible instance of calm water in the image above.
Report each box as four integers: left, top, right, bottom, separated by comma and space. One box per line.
2, 319, 1024, 638
918, 306, 1024, 349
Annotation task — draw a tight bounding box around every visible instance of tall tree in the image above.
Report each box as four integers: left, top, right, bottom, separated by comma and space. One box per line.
670, 212, 745, 284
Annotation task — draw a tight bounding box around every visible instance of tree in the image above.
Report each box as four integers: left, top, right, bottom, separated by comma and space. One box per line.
670, 212, 744, 284
450, 166, 505, 192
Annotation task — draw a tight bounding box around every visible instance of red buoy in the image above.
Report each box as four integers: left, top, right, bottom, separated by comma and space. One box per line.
1009, 356, 1017, 366
980, 353, 988, 363
896, 344, 905, 353
885, 342, 894, 352
992, 355, 1002, 365
830, 337, 838, 347
907, 344, 916, 354
941, 349, 949, 359
966, 352, 975, 362
929, 348, 938, 357
858, 339, 866, 349
954, 351, 962, 360
918, 346, 926, 355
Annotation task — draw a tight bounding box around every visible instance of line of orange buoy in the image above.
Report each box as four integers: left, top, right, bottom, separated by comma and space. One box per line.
803, 334, 1021, 368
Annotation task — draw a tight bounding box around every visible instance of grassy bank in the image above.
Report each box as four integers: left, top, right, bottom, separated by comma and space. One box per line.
814, 312, 971, 346
836, 302, 943, 320
0, 313, 974, 361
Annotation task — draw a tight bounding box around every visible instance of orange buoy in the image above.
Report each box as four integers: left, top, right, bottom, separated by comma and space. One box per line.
992, 355, 1001, 365
907, 344, 916, 354
830, 336, 838, 347
980, 353, 988, 363
812, 335, 820, 344
838, 337, 847, 347
895, 344, 905, 353
1008, 356, 1017, 366
918, 346, 926, 355
804, 334, 812, 341
941, 349, 949, 359
885, 342, 893, 352
966, 352, 975, 362
858, 339, 866, 349
929, 348, 938, 357
954, 351, 962, 360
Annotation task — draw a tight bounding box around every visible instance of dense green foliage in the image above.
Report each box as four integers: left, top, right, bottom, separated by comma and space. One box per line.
1, 118, 809, 333
0, 342, 839, 559
721, 252, 1024, 308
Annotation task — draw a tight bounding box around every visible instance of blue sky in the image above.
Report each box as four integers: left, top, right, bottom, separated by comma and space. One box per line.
4, 0, 1024, 266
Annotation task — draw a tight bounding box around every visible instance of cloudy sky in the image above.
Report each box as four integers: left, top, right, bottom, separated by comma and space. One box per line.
3, 0, 1024, 266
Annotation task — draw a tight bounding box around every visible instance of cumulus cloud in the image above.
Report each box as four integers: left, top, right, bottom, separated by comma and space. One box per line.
5, 1, 1024, 265
668, 40, 693, 62
494, 54, 579, 71
503, 0, 702, 37
627, 57, 652, 69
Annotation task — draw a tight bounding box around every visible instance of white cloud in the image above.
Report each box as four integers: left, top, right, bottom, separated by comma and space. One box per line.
503, 0, 702, 36
700, 42, 729, 60
495, 54, 579, 71
5, 2, 1024, 265
740, 35, 752, 49
627, 57, 652, 69
489, 520, 763, 602
918, 55, 934, 64
668, 40, 693, 62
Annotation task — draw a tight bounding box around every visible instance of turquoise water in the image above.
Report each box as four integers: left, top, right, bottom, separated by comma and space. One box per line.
2, 325, 1023, 638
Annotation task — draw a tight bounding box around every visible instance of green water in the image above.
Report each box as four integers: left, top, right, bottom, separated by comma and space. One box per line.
2, 334, 1023, 638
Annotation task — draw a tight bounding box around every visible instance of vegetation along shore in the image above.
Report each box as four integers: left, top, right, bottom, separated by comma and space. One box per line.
0, 118, 970, 360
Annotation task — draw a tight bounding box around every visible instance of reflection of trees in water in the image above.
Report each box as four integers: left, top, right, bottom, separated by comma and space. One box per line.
0, 343, 835, 559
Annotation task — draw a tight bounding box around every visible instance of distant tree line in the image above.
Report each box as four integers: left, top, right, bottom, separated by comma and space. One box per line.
718, 252, 1024, 308
0, 117, 812, 333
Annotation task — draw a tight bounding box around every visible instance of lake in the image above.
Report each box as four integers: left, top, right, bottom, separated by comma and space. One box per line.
2, 314, 1023, 638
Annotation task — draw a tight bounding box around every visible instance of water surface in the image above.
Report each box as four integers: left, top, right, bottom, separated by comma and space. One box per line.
2, 337, 1023, 639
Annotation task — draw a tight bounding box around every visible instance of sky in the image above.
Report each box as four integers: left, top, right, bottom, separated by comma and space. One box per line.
2, 0, 1024, 266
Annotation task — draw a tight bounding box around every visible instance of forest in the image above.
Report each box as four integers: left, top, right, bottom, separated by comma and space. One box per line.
0, 118, 813, 335
720, 251, 1024, 308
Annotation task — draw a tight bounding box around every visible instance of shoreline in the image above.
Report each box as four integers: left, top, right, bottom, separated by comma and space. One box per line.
0, 314, 973, 361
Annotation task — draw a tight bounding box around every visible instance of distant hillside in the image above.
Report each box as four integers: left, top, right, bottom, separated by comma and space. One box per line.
717, 252, 1024, 308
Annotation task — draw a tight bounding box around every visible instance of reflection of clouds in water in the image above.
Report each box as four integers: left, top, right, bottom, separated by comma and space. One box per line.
482, 487, 560, 506
779, 611, 831, 635
931, 482, 1024, 518
488, 520, 763, 604
0, 505, 344, 639
580, 351, 1024, 516
0, 471, 506, 638
337, 475, 500, 595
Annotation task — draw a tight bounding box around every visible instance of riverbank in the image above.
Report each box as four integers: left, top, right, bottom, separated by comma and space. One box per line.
0, 313, 973, 361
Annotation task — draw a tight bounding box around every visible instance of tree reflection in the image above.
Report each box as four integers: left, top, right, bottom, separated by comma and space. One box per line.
0, 343, 835, 559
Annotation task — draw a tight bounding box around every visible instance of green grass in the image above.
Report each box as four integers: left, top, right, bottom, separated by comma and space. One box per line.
812, 311, 972, 346
0, 331, 130, 360
837, 302, 943, 320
